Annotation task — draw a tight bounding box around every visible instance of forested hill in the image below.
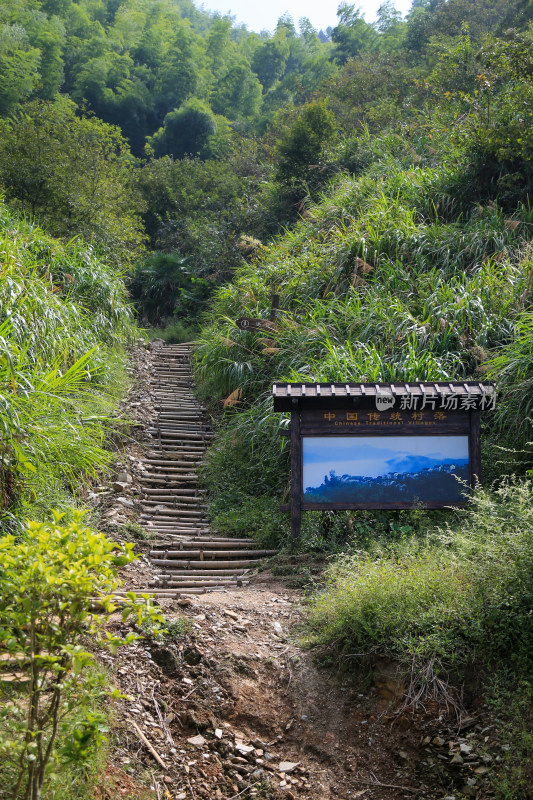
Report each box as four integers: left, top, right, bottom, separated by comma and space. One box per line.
1, 0, 530, 157
1, 0, 337, 154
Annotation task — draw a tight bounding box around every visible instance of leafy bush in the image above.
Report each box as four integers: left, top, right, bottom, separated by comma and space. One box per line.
275, 101, 336, 198
0, 512, 162, 800
0, 98, 145, 270
304, 480, 533, 678
130, 251, 209, 326
200, 410, 290, 546
156, 320, 199, 344
147, 99, 222, 160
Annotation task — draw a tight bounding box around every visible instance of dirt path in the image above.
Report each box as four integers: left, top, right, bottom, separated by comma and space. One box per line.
106, 578, 482, 800
98, 344, 493, 800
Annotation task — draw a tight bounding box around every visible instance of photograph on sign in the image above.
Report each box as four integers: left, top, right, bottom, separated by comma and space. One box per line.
302, 435, 469, 505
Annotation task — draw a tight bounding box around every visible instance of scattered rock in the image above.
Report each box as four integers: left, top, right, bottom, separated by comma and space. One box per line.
278, 761, 300, 774
187, 735, 207, 748
235, 744, 254, 756
112, 481, 131, 492
116, 496, 134, 508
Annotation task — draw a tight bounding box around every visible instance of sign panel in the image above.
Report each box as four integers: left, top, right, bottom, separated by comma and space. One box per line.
235, 318, 278, 332
272, 381, 495, 539
302, 435, 470, 506
299, 408, 469, 434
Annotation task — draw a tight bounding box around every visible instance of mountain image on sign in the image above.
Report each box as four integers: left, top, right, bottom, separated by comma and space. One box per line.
303, 435, 469, 504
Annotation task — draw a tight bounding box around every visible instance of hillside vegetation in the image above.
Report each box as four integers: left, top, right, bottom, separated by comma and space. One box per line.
0, 200, 135, 526
195, 140, 533, 532
190, 11, 533, 797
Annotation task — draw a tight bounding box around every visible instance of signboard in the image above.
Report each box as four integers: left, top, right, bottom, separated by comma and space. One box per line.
272, 382, 496, 540
236, 318, 278, 332
235, 293, 280, 332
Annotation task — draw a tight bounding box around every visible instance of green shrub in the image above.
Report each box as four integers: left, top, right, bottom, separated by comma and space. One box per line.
0, 512, 163, 800
200, 410, 290, 546
147, 320, 198, 345
0, 99, 145, 271
142, 616, 193, 642
304, 479, 533, 678
275, 101, 336, 198
305, 545, 473, 663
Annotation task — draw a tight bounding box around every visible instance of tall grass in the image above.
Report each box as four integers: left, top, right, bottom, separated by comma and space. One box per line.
305, 479, 533, 673
196, 161, 530, 407
0, 200, 135, 524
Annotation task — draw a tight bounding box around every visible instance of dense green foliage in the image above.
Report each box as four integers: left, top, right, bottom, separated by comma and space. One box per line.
131, 147, 268, 325
0, 512, 162, 800
0, 98, 145, 270
0, 200, 135, 525
0, 0, 339, 153
306, 480, 533, 670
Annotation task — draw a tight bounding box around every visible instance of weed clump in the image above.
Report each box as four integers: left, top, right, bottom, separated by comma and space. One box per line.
304, 479, 533, 679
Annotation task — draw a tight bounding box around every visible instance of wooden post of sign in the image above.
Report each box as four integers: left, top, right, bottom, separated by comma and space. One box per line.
270, 293, 280, 321
290, 405, 301, 543
470, 410, 482, 488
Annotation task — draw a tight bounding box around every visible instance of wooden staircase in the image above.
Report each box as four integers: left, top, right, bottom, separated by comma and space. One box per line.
139, 344, 275, 596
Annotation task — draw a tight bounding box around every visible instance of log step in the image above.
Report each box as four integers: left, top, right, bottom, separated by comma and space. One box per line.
153, 569, 249, 577
149, 559, 263, 570
138, 343, 277, 592
150, 540, 256, 549
150, 549, 276, 560
149, 580, 240, 588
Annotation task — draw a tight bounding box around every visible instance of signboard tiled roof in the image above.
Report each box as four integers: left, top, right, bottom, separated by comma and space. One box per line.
272, 381, 495, 411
